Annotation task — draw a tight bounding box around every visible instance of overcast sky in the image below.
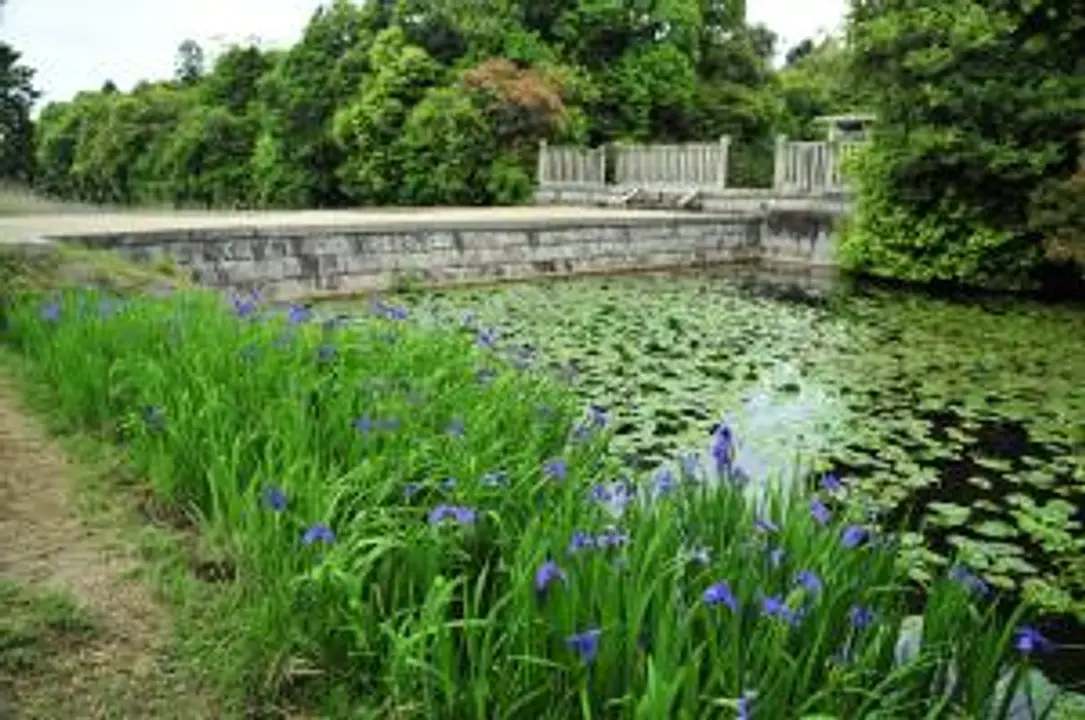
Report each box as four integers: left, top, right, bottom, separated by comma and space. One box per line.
2, 0, 847, 107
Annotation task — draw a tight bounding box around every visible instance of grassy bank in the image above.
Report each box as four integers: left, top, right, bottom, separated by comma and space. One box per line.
0, 275, 1071, 718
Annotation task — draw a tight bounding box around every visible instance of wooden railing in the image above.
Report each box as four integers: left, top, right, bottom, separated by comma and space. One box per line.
536, 141, 607, 187
772, 136, 866, 194
613, 139, 731, 189
536, 137, 868, 194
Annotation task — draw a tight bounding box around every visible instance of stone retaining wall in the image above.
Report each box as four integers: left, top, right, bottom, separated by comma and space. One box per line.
53, 210, 838, 299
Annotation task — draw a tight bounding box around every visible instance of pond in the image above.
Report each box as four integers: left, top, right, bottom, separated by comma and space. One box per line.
328, 270, 1085, 680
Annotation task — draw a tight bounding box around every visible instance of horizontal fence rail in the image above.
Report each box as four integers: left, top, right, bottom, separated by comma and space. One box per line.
613, 139, 730, 189
536, 141, 606, 187
536, 137, 868, 194
773, 137, 866, 194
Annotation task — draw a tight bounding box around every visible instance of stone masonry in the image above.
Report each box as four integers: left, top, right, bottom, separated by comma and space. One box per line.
4, 206, 842, 300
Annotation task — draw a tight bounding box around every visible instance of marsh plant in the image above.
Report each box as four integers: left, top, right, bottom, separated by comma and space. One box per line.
0, 288, 1060, 718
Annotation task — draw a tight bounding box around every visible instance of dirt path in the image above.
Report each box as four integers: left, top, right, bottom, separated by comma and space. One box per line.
0, 371, 220, 719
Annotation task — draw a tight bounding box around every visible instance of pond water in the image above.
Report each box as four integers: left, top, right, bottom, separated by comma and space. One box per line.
329, 270, 1085, 680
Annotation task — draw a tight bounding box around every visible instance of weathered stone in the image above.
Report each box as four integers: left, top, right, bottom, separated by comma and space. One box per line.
37, 210, 839, 299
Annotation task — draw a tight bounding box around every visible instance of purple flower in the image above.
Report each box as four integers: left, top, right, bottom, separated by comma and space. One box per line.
821, 472, 843, 494
795, 570, 822, 595
810, 497, 832, 526
737, 691, 754, 720
567, 531, 595, 555
755, 515, 779, 534
588, 404, 608, 428
565, 628, 602, 664
302, 523, 336, 546
543, 457, 567, 481
232, 293, 258, 317
948, 565, 990, 597
403, 482, 422, 498
596, 527, 629, 549
652, 468, 676, 499
353, 415, 375, 434
1014, 625, 1052, 655
760, 594, 799, 625
681, 453, 701, 481
703, 581, 739, 612
287, 304, 310, 324
535, 560, 567, 595
262, 485, 287, 512
848, 604, 875, 630
841, 525, 867, 549
710, 424, 734, 471
446, 417, 465, 437
428, 504, 476, 526
39, 301, 61, 322
476, 328, 499, 348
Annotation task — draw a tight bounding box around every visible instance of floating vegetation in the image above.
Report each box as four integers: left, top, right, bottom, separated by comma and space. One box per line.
371, 273, 1085, 682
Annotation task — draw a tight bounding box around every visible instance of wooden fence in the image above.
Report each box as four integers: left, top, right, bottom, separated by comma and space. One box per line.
536, 137, 867, 193
613, 139, 731, 189
772, 136, 866, 194
536, 141, 607, 187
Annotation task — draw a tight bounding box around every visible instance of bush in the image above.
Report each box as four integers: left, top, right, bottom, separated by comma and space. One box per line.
1028, 171, 1085, 268
0, 286, 1056, 717
840, 146, 1045, 290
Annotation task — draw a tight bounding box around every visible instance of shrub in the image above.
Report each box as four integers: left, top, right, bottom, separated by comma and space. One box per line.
0, 286, 1057, 717
1028, 171, 1085, 269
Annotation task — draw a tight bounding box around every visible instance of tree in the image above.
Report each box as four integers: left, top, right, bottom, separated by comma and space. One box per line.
332, 27, 440, 204
175, 39, 205, 85
785, 38, 815, 66
200, 44, 270, 114
0, 41, 40, 183
840, 0, 1085, 289
24, 0, 799, 216
250, 0, 371, 207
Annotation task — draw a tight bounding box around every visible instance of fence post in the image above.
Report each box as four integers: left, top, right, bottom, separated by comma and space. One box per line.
537, 140, 548, 185
719, 136, 731, 190
598, 145, 607, 187
773, 135, 788, 192
823, 140, 835, 193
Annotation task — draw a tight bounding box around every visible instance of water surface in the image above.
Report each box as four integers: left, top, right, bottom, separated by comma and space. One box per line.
333, 271, 1085, 676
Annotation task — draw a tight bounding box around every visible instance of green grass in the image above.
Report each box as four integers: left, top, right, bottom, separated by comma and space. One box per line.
0, 284, 1065, 718
0, 580, 98, 715
0, 580, 97, 675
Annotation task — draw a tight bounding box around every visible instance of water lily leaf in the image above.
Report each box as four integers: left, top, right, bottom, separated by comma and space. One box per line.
975, 520, 1018, 538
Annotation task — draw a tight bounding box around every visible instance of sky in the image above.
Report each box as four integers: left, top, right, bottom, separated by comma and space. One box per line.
1, 0, 848, 107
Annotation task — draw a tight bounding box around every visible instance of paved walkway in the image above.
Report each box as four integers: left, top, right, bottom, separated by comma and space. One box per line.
0, 206, 703, 244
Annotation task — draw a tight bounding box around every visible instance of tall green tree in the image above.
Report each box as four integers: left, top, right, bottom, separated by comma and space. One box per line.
250, 0, 371, 207
0, 41, 40, 183
841, 0, 1085, 288
175, 39, 206, 85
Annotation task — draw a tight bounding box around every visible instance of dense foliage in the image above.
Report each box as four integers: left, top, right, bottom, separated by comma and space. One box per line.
0, 286, 1058, 717
840, 0, 1085, 289
3, 0, 1084, 286
0, 41, 38, 183
8, 0, 843, 208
